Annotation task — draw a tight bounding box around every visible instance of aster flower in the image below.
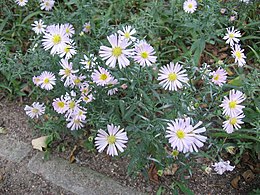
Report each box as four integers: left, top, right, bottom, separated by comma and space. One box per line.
16, 0, 28, 6
81, 93, 94, 103
80, 82, 91, 96
66, 116, 86, 131
220, 89, 246, 117
38, 71, 56, 90
133, 40, 157, 67
80, 54, 97, 70
158, 62, 189, 91
117, 25, 137, 41
42, 24, 70, 55
231, 44, 246, 67
58, 41, 77, 59
24, 102, 45, 119
31, 20, 46, 35
223, 27, 241, 46
52, 96, 69, 114
59, 59, 78, 87
223, 113, 245, 134
99, 34, 132, 69
165, 118, 207, 153
70, 74, 86, 88
64, 91, 82, 119
32, 76, 41, 86
211, 67, 227, 87
183, 0, 197, 14
107, 77, 119, 96
95, 124, 128, 157
82, 22, 91, 33
40, 0, 55, 11
212, 160, 235, 175
91, 66, 112, 86
62, 23, 75, 37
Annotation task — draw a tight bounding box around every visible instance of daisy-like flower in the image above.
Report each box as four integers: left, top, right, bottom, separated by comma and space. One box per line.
107, 77, 119, 96
117, 25, 137, 41
58, 41, 77, 59
40, 0, 55, 11
52, 96, 69, 114
183, 0, 197, 14
240, 0, 250, 3
31, 19, 46, 35
231, 44, 246, 67
16, 0, 28, 6
70, 74, 86, 88
223, 113, 245, 134
99, 34, 132, 69
223, 27, 241, 46
24, 102, 45, 119
32, 76, 41, 86
64, 91, 82, 119
38, 71, 56, 90
80, 54, 97, 70
211, 67, 227, 87
81, 93, 94, 104
95, 124, 128, 157
220, 89, 246, 117
66, 116, 86, 131
59, 59, 78, 87
62, 23, 75, 37
133, 40, 157, 67
91, 66, 112, 86
82, 22, 91, 33
42, 24, 70, 55
158, 62, 189, 91
212, 160, 235, 175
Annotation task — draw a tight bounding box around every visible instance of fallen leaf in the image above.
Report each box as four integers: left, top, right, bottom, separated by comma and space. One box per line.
69, 145, 77, 163
163, 164, 178, 176
0, 127, 7, 134
242, 170, 255, 182
231, 175, 240, 189
148, 162, 159, 184
31, 136, 49, 151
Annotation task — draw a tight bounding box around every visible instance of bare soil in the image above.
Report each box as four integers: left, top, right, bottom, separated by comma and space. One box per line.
0, 98, 259, 195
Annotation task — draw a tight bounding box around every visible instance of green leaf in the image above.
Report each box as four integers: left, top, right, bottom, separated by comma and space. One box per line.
228, 76, 243, 87
21, 11, 43, 24
176, 182, 194, 195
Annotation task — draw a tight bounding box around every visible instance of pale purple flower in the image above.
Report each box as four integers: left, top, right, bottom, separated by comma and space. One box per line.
91, 66, 112, 86
38, 71, 56, 90
212, 160, 235, 175
223, 113, 245, 134
32, 20, 46, 35
211, 68, 227, 86
24, 102, 45, 119
231, 44, 246, 67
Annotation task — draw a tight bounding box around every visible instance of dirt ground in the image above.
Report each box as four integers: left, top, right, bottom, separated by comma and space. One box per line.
0, 98, 259, 195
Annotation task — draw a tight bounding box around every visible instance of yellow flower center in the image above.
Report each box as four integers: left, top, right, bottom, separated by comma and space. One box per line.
112, 47, 122, 57
85, 25, 91, 30
43, 78, 49, 84
229, 117, 237, 125
171, 150, 179, 157
176, 130, 185, 139
64, 46, 70, 53
69, 101, 75, 109
107, 135, 116, 144
235, 51, 242, 59
83, 96, 89, 101
65, 28, 70, 34
229, 101, 237, 109
124, 32, 130, 39
168, 73, 177, 81
74, 119, 80, 124
229, 33, 235, 39
100, 73, 108, 81
141, 51, 148, 59
64, 68, 71, 76
74, 78, 81, 85
32, 108, 39, 113
188, 3, 193, 9
57, 101, 65, 108
52, 34, 61, 45
213, 74, 220, 81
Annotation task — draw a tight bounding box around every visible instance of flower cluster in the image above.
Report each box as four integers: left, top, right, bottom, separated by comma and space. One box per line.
212, 160, 235, 175
16, 0, 55, 10
223, 27, 246, 67
220, 89, 246, 133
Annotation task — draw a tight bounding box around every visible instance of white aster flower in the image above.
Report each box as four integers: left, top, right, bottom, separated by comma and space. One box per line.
212, 160, 235, 175
42, 24, 70, 55
38, 71, 56, 90
99, 34, 132, 69
31, 19, 46, 35
231, 44, 246, 67
117, 25, 137, 41
158, 62, 189, 91
59, 59, 78, 87
66, 116, 86, 131
80, 54, 97, 70
70, 74, 86, 88
223, 113, 245, 134
64, 92, 82, 119
24, 102, 45, 119
183, 0, 197, 14
40, 0, 55, 11
107, 77, 119, 96
58, 41, 77, 59
133, 40, 157, 67
211, 67, 227, 87
95, 124, 128, 157
52, 96, 69, 114
166, 118, 207, 153
223, 27, 241, 46
62, 23, 75, 37
16, 0, 28, 6
82, 22, 91, 33
81, 93, 94, 103
240, 0, 250, 3
91, 66, 112, 86
220, 89, 246, 117
32, 76, 41, 86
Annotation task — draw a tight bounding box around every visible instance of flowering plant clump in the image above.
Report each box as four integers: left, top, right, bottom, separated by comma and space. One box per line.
1, 0, 259, 193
